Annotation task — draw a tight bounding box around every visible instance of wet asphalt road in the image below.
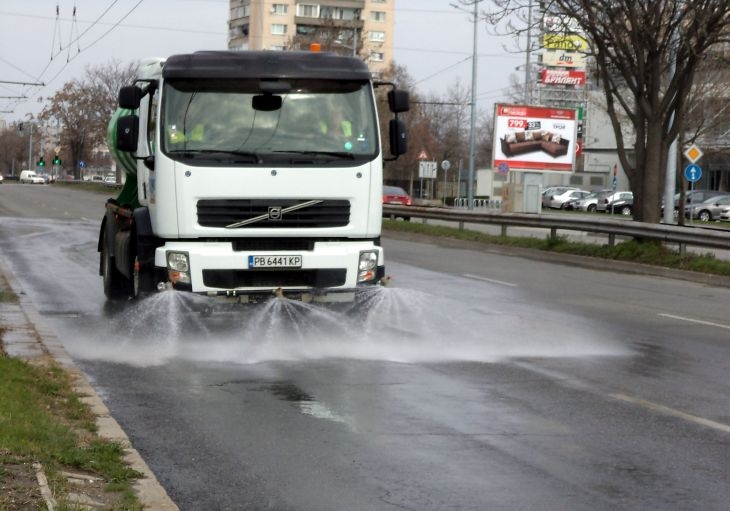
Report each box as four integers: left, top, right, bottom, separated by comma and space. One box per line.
1, 183, 730, 510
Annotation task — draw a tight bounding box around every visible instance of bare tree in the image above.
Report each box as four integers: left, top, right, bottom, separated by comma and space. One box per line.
0, 124, 28, 176
38, 60, 135, 179
489, 1, 730, 223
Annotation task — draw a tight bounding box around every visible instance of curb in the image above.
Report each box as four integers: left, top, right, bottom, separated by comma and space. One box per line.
0, 264, 178, 511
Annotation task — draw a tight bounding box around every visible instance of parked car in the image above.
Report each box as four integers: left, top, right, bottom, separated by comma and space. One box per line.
104, 176, 117, 186
597, 191, 634, 214
573, 189, 611, 212
91, 175, 104, 183
720, 205, 730, 222
663, 189, 727, 217
550, 189, 590, 209
383, 185, 412, 221
0, 174, 4, 184
541, 186, 577, 208
684, 195, 730, 222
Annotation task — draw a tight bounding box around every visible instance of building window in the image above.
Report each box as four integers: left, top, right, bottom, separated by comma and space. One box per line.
297, 4, 319, 18
230, 5, 250, 18
370, 11, 386, 22
229, 24, 249, 38
370, 51, 384, 62
271, 3, 288, 15
271, 23, 288, 35
369, 31, 385, 42
371, 0, 386, 3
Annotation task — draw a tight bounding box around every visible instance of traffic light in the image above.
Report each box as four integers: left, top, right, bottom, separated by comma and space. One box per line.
38, 157, 45, 167
53, 156, 61, 165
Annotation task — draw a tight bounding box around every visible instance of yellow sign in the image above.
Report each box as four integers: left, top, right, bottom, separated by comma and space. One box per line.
543, 34, 588, 52
683, 144, 703, 163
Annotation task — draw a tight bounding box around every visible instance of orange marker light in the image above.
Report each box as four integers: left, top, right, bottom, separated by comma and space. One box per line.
310, 43, 321, 52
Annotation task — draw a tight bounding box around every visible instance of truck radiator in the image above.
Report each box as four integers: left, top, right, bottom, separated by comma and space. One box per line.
197, 199, 350, 228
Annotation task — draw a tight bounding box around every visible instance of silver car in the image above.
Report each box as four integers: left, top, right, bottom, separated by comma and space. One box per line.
575, 189, 612, 212
596, 191, 633, 213
684, 195, 730, 222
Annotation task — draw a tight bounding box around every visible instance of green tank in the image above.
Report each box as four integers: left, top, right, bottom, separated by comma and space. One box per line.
106, 108, 139, 208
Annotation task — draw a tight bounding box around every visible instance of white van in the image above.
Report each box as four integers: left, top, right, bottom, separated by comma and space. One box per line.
19, 170, 45, 184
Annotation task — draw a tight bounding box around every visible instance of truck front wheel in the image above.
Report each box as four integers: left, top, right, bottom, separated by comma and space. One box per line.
102, 231, 130, 300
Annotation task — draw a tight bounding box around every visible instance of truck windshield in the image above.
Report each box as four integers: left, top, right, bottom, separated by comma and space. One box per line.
161, 78, 379, 164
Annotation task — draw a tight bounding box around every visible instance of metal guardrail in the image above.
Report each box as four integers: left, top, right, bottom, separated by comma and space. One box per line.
453, 197, 503, 209
382, 204, 730, 254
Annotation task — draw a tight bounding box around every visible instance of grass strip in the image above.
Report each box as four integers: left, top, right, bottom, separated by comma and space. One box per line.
0, 291, 142, 511
383, 219, 730, 277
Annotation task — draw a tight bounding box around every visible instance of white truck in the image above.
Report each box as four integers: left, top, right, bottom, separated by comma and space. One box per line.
19, 170, 46, 184
100, 50, 408, 304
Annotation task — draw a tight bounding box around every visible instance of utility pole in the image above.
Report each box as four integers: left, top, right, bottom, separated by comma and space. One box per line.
28, 123, 34, 172
450, 0, 484, 209
524, 0, 533, 104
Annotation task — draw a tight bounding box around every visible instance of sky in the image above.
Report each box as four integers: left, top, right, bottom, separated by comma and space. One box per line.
0, 0, 525, 123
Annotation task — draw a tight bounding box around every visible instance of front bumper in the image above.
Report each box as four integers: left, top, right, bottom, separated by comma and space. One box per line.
153, 240, 384, 302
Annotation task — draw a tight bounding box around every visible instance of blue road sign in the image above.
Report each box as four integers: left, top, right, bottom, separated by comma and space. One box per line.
78, 160, 86, 169
684, 163, 702, 183
498, 162, 509, 175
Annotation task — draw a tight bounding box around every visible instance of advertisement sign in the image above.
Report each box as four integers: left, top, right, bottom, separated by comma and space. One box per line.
543, 15, 583, 35
543, 34, 588, 51
540, 69, 586, 86
492, 104, 578, 172
541, 50, 587, 68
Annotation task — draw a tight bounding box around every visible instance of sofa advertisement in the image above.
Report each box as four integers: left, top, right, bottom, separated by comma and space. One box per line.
492, 104, 578, 172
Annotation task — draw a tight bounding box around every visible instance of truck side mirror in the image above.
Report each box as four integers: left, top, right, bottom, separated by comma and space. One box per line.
388, 90, 409, 113
116, 115, 139, 152
119, 86, 143, 109
389, 119, 407, 156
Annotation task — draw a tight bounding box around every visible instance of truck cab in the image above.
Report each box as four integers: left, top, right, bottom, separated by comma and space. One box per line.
101, 50, 408, 304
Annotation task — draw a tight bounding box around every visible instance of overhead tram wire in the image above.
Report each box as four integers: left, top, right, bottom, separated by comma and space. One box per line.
66, 4, 81, 63
51, 3, 63, 58
6, 0, 142, 114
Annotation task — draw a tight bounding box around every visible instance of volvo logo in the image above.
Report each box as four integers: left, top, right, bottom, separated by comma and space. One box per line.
268, 206, 283, 220
225, 200, 324, 228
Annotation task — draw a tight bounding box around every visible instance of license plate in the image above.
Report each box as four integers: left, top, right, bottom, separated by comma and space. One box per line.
248, 255, 302, 268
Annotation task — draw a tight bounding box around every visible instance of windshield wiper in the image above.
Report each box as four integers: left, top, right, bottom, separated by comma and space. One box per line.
168, 149, 261, 163
273, 150, 355, 160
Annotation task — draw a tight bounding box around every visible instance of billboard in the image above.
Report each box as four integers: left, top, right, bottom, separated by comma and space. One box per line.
492, 104, 578, 172
543, 34, 588, 51
541, 50, 587, 68
540, 68, 586, 86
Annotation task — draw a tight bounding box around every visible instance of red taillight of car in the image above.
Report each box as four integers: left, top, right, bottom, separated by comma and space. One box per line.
405, 197, 412, 206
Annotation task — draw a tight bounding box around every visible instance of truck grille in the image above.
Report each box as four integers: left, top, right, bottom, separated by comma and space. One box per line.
202, 269, 346, 289
197, 199, 350, 228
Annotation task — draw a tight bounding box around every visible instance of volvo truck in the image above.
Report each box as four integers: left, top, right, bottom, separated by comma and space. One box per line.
100, 50, 408, 304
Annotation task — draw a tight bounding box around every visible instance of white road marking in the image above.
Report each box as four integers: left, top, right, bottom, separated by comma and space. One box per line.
515, 361, 730, 436
610, 393, 730, 434
463, 273, 518, 287
658, 313, 730, 330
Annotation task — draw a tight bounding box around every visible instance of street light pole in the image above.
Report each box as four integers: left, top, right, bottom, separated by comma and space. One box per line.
467, 0, 480, 209
451, 0, 483, 210
524, 0, 533, 104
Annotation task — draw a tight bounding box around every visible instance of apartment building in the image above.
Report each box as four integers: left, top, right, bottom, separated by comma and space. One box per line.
228, 0, 394, 78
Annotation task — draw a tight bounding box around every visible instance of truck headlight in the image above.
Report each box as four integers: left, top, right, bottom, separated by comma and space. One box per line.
357, 250, 378, 283
166, 251, 191, 285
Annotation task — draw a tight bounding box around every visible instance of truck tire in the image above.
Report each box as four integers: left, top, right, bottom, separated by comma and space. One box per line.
102, 230, 130, 300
